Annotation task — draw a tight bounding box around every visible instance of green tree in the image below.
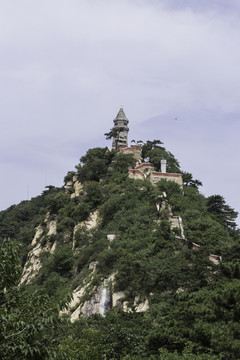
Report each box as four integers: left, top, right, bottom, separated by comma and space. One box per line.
105, 127, 125, 150
76, 147, 113, 182
182, 172, 203, 189
207, 195, 238, 230
110, 152, 136, 175
141, 140, 180, 173
141, 140, 165, 159
0, 239, 69, 359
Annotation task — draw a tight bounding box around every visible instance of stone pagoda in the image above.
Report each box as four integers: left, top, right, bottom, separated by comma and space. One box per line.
112, 106, 129, 150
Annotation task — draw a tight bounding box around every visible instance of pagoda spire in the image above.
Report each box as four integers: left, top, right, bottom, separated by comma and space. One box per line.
112, 106, 129, 150
114, 106, 128, 122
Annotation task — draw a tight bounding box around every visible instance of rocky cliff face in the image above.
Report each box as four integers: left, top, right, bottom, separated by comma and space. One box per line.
68, 274, 113, 321
21, 214, 57, 285
66, 175, 83, 198
66, 271, 149, 322
21, 207, 149, 320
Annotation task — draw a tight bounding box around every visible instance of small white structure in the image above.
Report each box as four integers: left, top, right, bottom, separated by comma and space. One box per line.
161, 159, 167, 173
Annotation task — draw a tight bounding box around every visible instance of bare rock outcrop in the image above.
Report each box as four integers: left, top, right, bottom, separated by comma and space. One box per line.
20, 215, 57, 285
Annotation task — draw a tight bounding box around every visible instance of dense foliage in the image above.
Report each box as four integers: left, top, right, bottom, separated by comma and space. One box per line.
0, 238, 70, 359
0, 141, 239, 359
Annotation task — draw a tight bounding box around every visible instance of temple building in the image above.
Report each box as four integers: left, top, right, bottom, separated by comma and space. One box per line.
111, 107, 183, 188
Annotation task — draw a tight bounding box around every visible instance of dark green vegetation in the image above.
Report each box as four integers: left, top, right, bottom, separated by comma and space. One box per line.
0, 141, 239, 359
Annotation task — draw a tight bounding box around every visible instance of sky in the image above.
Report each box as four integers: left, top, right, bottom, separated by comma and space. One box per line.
0, 0, 240, 225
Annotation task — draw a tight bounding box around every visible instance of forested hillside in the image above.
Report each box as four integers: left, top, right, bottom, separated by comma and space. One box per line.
0, 141, 239, 360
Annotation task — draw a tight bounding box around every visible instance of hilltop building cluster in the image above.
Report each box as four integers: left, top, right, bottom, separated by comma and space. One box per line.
112, 107, 183, 187
111, 107, 221, 264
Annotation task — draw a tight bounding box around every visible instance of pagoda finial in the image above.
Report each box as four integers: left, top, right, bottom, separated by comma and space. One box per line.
114, 106, 128, 122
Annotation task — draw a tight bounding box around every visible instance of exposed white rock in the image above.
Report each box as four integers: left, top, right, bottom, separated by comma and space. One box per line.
107, 234, 116, 241
31, 225, 43, 246
71, 181, 83, 199
89, 261, 98, 272
20, 243, 43, 284
69, 286, 87, 322
112, 294, 149, 313
68, 274, 114, 321
67, 270, 150, 321
50, 241, 57, 253
107, 234, 116, 249
72, 211, 99, 249
74, 278, 112, 319
178, 216, 185, 239
44, 212, 51, 223
72, 223, 81, 250
134, 298, 149, 312
21, 218, 58, 285
84, 210, 99, 230
99, 278, 112, 317
67, 175, 83, 199
209, 254, 222, 265
64, 262, 99, 321
66, 180, 73, 191
112, 291, 125, 307
75, 210, 99, 232
47, 220, 57, 236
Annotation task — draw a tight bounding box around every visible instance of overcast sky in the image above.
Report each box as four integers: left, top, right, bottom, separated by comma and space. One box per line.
0, 0, 239, 225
